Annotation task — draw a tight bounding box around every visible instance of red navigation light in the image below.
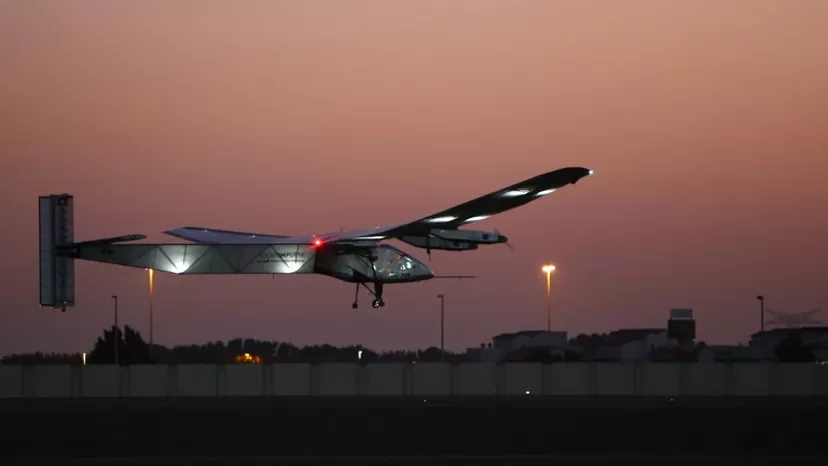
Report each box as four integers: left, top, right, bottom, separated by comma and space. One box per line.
313, 238, 323, 247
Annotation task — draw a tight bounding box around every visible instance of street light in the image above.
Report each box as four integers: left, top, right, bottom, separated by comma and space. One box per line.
148, 268, 154, 359
436, 294, 445, 361
111, 294, 119, 365
541, 264, 556, 331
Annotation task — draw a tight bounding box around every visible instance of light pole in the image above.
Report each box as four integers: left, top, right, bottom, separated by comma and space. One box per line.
436, 294, 445, 361
541, 264, 556, 332
756, 295, 765, 333
148, 268, 154, 359
111, 294, 119, 365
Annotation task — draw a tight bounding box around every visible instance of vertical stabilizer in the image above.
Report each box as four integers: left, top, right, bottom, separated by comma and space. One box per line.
39, 194, 75, 310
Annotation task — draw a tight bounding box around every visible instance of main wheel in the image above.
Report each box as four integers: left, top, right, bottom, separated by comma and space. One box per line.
371, 299, 381, 308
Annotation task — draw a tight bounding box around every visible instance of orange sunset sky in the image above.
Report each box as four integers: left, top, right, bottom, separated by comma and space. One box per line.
1, 1, 826, 354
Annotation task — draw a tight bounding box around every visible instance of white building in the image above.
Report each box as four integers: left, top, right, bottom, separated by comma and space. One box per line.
619, 331, 678, 361
492, 330, 568, 350
697, 345, 769, 362
466, 330, 568, 361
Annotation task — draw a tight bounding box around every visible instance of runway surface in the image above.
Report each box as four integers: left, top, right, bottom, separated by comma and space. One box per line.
3, 397, 828, 461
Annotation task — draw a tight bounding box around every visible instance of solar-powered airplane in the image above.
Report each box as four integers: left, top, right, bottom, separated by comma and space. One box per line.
38, 167, 593, 311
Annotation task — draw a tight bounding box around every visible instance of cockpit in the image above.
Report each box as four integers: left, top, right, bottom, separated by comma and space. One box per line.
378, 244, 433, 282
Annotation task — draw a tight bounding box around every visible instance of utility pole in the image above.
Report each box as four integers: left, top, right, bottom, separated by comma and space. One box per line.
437, 294, 445, 361
756, 295, 765, 333
111, 294, 119, 365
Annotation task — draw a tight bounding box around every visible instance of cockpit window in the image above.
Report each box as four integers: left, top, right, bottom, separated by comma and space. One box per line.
382, 244, 422, 271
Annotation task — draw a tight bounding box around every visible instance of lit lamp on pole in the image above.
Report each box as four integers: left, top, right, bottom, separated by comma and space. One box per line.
541, 264, 556, 332
148, 268, 155, 359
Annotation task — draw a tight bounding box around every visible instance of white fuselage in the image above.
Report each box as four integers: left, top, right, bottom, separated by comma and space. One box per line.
315, 243, 434, 284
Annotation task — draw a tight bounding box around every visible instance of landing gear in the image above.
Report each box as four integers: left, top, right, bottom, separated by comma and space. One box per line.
352, 282, 385, 309
352, 283, 360, 309
351, 246, 386, 309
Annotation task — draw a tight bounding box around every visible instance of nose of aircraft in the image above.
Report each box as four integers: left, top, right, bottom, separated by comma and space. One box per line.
498, 234, 508, 243
412, 256, 435, 279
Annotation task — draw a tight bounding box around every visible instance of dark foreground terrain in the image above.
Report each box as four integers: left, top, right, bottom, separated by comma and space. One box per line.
2, 397, 827, 460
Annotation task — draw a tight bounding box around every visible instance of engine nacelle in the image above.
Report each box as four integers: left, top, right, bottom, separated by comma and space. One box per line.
399, 235, 478, 251
430, 229, 506, 245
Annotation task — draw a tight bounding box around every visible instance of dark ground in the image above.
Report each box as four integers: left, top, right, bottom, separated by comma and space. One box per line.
2, 397, 828, 461
9, 457, 828, 466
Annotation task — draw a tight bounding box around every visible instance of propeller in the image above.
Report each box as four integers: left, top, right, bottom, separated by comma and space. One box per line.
426, 233, 432, 262
495, 228, 514, 251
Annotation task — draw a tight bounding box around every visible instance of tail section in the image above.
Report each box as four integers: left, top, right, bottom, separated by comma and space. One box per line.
39, 194, 75, 310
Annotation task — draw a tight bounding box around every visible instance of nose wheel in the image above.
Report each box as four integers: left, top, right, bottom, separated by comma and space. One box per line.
352, 282, 385, 309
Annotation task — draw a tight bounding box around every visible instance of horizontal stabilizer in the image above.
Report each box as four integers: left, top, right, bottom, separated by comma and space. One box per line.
75, 234, 146, 244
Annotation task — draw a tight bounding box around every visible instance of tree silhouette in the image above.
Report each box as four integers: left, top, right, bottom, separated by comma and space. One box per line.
2, 330, 471, 365
417, 346, 449, 362
1, 352, 81, 365
87, 325, 154, 365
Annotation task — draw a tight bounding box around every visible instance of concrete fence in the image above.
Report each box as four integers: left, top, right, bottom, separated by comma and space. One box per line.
1, 362, 827, 398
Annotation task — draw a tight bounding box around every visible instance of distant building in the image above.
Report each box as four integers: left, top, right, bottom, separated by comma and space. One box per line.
667, 308, 696, 344
466, 330, 568, 361
472, 308, 705, 363
698, 345, 768, 362
695, 328, 828, 362
465, 342, 501, 362
620, 331, 677, 361
569, 328, 656, 356
750, 327, 828, 354
572, 328, 667, 362
492, 330, 568, 350
571, 309, 698, 362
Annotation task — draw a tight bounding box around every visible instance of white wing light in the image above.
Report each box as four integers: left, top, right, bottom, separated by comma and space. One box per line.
501, 189, 531, 197
535, 188, 556, 197
426, 216, 458, 223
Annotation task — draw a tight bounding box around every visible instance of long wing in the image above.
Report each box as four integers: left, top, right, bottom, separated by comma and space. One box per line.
164, 166, 593, 244
323, 166, 594, 239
